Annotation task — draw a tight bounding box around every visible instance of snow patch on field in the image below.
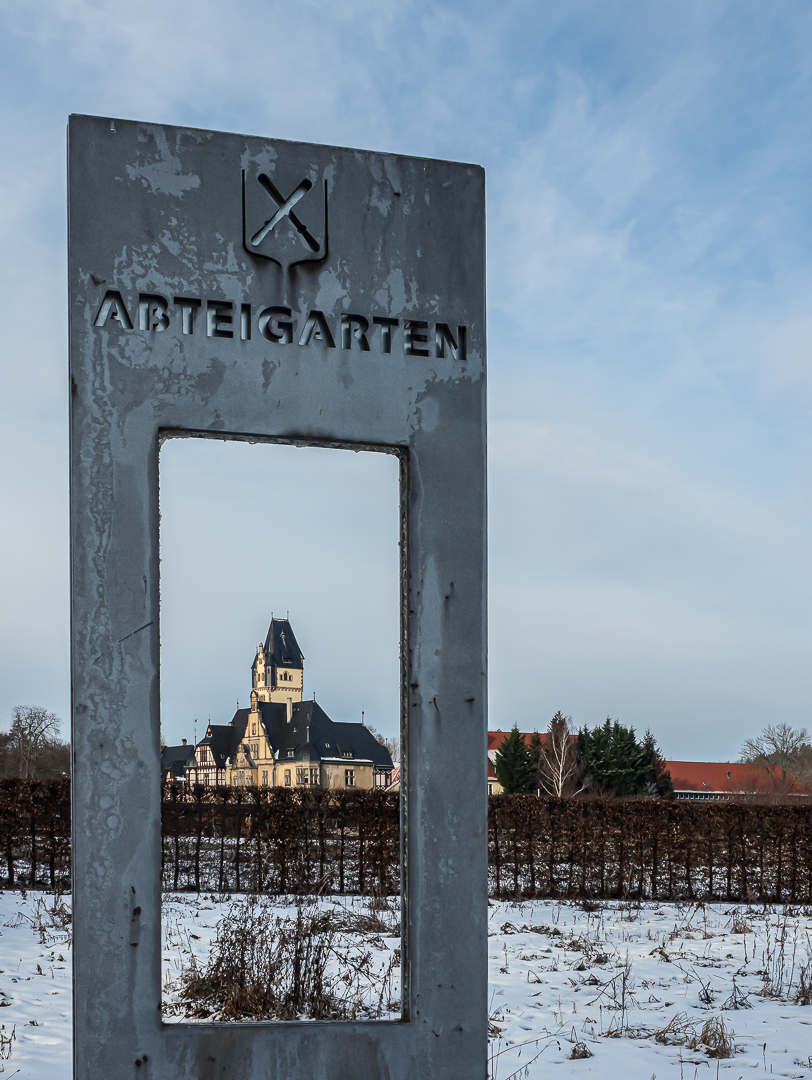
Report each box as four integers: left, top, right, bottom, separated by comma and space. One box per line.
0, 891, 811, 1077
0, 891, 71, 1080
487, 898, 812, 1079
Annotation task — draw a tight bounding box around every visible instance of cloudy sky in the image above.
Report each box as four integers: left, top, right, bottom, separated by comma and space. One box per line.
1, 0, 811, 759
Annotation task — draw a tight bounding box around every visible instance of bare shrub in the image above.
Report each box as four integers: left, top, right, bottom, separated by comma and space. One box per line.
173, 895, 398, 1021
723, 979, 752, 1010
761, 917, 812, 1003
654, 1011, 694, 1046
793, 961, 812, 1005
4, 890, 71, 945
688, 1016, 735, 1058
0, 1023, 14, 1069
728, 910, 751, 935
655, 1013, 735, 1058
568, 1040, 593, 1059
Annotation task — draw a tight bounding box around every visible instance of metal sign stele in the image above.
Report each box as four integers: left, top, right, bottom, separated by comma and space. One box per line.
69, 116, 487, 1079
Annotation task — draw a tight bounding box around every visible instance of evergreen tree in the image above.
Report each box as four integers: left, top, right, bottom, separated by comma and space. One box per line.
640, 729, 674, 798
578, 718, 671, 798
494, 725, 537, 794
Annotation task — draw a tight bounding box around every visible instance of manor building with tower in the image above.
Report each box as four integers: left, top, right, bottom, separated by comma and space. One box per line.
162, 617, 394, 791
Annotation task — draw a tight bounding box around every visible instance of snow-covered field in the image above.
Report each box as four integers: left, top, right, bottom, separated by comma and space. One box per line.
487, 898, 812, 1079
0, 891, 71, 1080
0, 890, 811, 1078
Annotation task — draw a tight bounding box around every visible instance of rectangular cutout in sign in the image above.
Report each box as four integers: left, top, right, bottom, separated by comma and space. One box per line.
70, 115, 486, 1079
158, 436, 403, 1023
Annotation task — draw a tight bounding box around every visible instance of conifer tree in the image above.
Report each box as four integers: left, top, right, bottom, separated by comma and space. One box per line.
494, 725, 537, 794
640, 729, 674, 797
578, 718, 671, 798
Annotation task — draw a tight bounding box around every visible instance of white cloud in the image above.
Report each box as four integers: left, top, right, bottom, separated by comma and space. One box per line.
2, 0, 812, 761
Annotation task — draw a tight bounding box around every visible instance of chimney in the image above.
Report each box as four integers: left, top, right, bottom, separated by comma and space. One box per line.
181, 739, 187, 745
286, 699, 292, 723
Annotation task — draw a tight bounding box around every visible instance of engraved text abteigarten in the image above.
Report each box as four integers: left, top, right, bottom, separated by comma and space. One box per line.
93, 289, 467, 361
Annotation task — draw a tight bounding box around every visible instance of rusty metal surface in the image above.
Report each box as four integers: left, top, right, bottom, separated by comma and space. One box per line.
69, 115, 487, 1079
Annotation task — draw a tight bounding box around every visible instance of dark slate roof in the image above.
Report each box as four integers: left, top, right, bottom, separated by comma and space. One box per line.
161, 743, 195, 779
330, 721, 394, 769
272, 701, 394, 769
263, 618, 304, 670
274, 700, 331, 762
194, 699, 394, 772
199, 712, 249, 768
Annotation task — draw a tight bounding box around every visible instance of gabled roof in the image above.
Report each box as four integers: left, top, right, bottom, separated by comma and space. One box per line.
488, 730, 546, 751
263, 618, 304, 670
161, 743, 195, 779
270, 700, 394, 768
198, 712, 249, 768
330, 721, 394, 769
665, 760, 806, 794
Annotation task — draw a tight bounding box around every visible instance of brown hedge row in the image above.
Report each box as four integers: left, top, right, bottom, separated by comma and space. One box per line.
488, 795, 812, 902
161, 784, 400, 896
1, 779, 810, 902
0, 777, 70, 891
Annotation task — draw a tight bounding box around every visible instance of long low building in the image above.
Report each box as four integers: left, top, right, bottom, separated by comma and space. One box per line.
664, 760, 809, 801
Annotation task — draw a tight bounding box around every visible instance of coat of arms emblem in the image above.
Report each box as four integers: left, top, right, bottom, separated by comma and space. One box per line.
242, 166, 328, 268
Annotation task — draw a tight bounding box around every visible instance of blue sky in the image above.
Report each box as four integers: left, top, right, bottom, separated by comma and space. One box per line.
1, 0, 811, 758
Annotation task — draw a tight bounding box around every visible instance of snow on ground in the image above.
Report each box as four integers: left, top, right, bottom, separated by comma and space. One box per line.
161, 892, 402, 1022
487, 898, 812, 1079
0, 890, 72, 1080
1, 890, 811, 1077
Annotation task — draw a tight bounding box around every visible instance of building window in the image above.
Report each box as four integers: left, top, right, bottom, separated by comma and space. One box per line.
296, 767, 308, 785
345, 769, 355, 787
262, 770, 268, 786
287, 749, 294, 758
284, 769, 291, 786
310, 767, 319, 786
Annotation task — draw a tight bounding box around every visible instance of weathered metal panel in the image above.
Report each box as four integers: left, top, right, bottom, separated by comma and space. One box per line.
69, 115, 487, 1079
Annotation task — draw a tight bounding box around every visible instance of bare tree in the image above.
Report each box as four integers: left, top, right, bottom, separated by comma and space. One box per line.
740, 722, 810, 784
536, 711, 584, 798
363, 723, 399, 762
8, 706, 62, 780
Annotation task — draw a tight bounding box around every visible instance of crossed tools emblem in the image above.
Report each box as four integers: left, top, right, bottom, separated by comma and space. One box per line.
243, 170, 328, 267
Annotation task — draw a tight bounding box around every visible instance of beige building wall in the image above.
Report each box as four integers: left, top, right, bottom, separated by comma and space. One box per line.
322, 762, 373, 790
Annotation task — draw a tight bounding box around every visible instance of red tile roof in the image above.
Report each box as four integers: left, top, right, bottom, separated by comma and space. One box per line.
488, 730, 539, 751
665, 760, 806, 794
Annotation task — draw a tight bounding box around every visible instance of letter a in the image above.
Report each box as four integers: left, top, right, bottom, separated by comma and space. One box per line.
94, 290, 133, 330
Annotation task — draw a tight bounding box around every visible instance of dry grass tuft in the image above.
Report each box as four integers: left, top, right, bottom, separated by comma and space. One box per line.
173, 895, 398, 1022
728, 911, 752, 935
568, 1041, 593, 1059
655, 1012, 736, 1059
0, 1023, 15, 1068
689, 1016, 735, 1058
